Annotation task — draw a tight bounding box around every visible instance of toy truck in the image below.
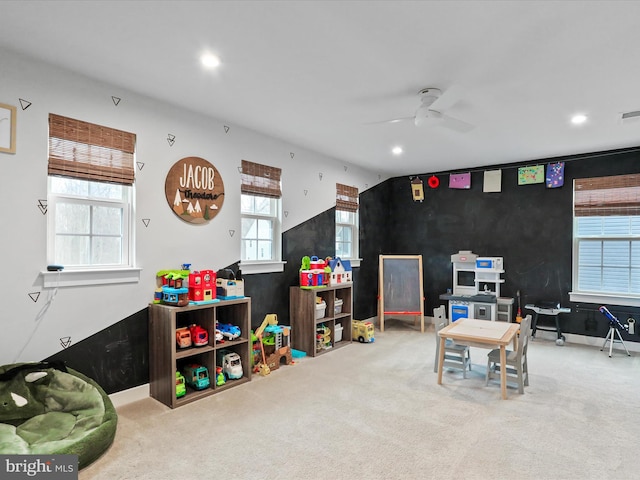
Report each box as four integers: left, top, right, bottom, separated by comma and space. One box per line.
352, 320, 375, 343
217, 350, 243, 380
176, 371, 186, 398
189, 324, 209, 347
176, 327, 192, 348
183, 364, 210, 390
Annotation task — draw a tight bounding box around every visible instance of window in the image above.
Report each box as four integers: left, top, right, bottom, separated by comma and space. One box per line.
571, 174, 640, 305
240, 160, 283, 273
241, 195, 279, 261
46, 114, 137, 283
336, 183, 359, 262
336, 209, 358, 259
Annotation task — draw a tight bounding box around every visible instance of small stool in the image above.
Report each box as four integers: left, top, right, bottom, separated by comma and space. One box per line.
525, 303, 571, 346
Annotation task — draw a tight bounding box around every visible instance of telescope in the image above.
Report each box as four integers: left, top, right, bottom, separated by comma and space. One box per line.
598, 305, 631, 357
598, 306, 629, 332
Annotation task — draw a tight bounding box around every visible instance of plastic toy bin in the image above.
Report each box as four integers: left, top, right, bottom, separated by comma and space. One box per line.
335, 323, 343, 342
334, 299, 343, 315
315, 300, 327, 320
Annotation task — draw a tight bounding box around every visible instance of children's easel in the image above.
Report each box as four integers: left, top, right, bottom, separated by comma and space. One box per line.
378, 255, 424, 332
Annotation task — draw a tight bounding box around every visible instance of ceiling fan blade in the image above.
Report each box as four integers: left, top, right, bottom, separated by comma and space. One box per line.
364, 116, 414, 125
430, 85, 464, 111
438, 112, 475, 133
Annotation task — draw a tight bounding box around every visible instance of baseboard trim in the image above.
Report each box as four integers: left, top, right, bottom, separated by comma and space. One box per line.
109, 383, 149, 408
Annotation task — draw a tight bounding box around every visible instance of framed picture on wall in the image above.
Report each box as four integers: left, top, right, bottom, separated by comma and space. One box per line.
0, 102, 17, 154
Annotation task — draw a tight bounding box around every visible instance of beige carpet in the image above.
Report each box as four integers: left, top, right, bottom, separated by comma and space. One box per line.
81, 319, 640, 480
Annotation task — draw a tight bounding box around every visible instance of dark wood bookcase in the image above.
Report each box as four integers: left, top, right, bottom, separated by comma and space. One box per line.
289, 284, 352, 357
149, 297, 251, 408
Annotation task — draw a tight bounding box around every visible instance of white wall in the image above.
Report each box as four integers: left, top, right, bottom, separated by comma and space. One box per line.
0, 47, 384, 365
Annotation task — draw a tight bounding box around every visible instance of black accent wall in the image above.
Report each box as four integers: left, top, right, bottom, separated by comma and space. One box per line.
379, 147, 640, 341
45, 309, 149, 393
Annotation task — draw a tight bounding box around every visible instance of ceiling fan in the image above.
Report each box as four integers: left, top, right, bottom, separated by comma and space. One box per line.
376, 86, 475, 133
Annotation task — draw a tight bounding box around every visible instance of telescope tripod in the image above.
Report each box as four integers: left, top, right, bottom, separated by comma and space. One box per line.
601, 324, 631, 357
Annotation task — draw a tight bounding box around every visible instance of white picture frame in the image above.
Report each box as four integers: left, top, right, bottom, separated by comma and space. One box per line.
0, 102, 17, 154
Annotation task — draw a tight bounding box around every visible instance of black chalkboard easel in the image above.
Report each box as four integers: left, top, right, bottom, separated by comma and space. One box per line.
378, 255, 424, 332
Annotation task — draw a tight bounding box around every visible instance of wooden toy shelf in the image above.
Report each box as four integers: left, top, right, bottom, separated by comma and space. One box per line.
148, 297, 251, 409
289, 284, 353, 357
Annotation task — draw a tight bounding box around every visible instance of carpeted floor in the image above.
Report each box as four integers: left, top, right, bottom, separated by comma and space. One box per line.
80, 319, 640, 480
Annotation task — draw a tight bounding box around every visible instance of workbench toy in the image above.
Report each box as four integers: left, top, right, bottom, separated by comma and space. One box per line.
525, 302, 571, 346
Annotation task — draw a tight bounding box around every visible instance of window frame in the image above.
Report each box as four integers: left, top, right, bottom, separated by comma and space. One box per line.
335, 209, 360, 264
239, 193, 285, 274
47, 178, 134, 268
570, 175, 640, 307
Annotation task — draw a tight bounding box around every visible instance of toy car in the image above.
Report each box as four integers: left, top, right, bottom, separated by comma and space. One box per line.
217, 350, 243, 380
183, 364, 210, 390
352, 320, 375, 343
189, 324, 209, 346
176, 327, 192, 348
176, 371, 186, 398
217, 322, 241, 340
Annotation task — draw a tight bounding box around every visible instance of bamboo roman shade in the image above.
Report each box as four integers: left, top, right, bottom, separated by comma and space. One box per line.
574, 174, 640, 216
336, 183, 359, 212
48, 113, 136, 185
240, 160, 282, 198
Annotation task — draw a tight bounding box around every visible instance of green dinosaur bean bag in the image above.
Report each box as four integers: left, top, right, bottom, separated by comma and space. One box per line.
0, 362, 117, 469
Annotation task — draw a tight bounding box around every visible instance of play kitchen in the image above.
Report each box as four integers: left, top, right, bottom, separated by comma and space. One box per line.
439, 250, 513, 322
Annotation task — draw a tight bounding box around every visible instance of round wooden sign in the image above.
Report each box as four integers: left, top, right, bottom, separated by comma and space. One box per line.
164, 156, 225, 224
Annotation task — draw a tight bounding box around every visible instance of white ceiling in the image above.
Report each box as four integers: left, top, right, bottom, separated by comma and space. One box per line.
2, 0, 640, 177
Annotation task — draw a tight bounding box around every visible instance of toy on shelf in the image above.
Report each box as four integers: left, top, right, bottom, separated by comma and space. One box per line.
217, 350, 243, 380
215, 366, 226, 386
316, 323, 331, 350
154, 266, 222, 306
176, 371, 186, 398
352, 320, 375, 343
161, 285, 189, 306
217, 322, 241, 340
216, 268, 244, 299
299, 256, 327, 288
214, 328, 224, 343
183, 364, 210, 390
188, 324, 209, 347
315, 296, 327, 320
188, 269, 218, 304
153, 287, 163, 304
176, 327, 192, 348
328, 257, 352, 285
162, 270, 189, 289
299, 255, 353, 288
155, 268, 191, 306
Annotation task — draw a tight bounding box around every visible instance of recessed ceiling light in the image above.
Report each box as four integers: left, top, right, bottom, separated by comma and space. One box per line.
392, 146, 403, 155
201, 53, 221, 69
571, 114, 588, 125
